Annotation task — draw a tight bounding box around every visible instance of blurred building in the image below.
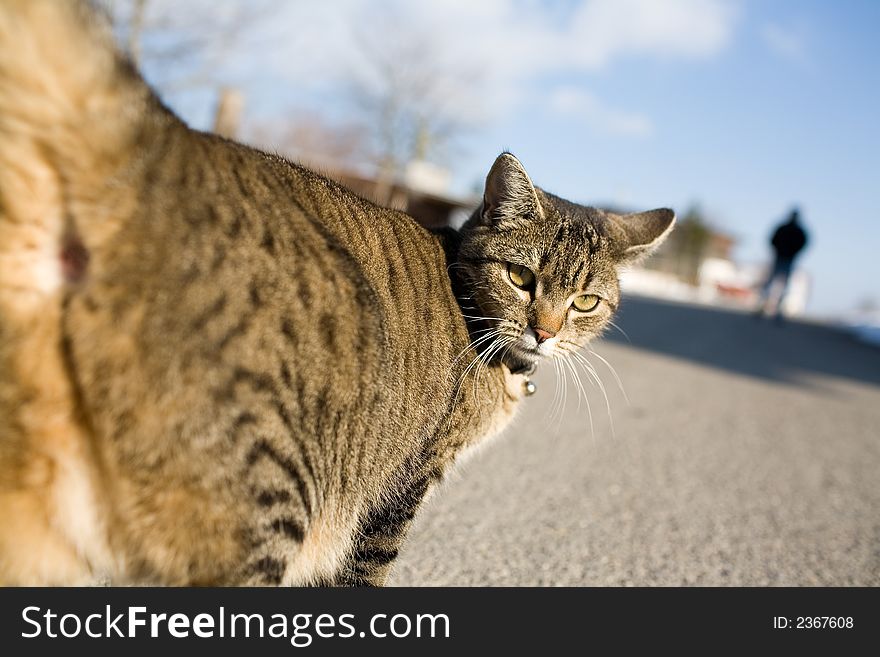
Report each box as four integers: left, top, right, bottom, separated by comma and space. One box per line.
638, 210, 736, 285
699, 258, 810, 315
330, 163, 477, 230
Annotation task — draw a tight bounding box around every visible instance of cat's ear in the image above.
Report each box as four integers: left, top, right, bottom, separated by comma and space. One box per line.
479, 153, 541, 225
608, 208, 676, 264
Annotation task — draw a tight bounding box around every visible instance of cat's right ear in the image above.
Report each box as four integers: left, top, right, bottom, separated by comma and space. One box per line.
478, 153, 542, 226
608, 208, 676, 265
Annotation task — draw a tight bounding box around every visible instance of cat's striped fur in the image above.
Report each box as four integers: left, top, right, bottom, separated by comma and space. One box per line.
0, 1, 673, 585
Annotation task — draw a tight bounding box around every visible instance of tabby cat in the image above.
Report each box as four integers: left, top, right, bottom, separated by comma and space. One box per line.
0, 1, 674, 585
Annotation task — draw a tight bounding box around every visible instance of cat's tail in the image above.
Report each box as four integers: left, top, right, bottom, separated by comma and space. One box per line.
0, 1, 154, 583
0, 0, 157, 309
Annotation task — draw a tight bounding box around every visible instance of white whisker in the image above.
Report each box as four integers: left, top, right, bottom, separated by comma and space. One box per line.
450, 329, 503, 368
607, 320, 631, 344
461, 314, 506, 322
588, 348, 629, 405
547, 359, 562, 424
570, 351, 614, 440
560, 352, 594, 443
561, 353, 587, 413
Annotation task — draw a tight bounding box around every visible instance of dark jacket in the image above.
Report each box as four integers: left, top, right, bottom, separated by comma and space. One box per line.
771, 222, 808, 260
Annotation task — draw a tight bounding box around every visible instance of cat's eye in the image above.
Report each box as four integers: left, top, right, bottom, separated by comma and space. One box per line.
572, 294, 601, 312
507, 263, 535, 289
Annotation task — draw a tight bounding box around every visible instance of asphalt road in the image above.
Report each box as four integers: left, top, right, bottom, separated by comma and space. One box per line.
391, 296, 880, 586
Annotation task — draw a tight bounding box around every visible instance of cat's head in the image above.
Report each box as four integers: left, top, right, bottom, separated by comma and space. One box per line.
456, 152, 674, 374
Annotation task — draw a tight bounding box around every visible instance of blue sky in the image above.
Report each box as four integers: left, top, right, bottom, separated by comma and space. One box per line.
145, 0, 879, 316
472, 1, 880, 317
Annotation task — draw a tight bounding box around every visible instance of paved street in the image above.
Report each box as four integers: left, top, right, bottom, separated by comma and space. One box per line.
391, 296, 880, 586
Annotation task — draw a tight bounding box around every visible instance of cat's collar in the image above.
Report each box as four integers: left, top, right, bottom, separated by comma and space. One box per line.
507, 360, 536, 376
506, 360, 537, 396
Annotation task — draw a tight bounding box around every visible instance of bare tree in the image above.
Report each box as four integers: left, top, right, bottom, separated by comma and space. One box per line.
105, 0, 272, 137
122, 0, 147, 66
104, 1, 481, 180
213, 87, 245, 139
108, 0, 268, 90
348, 27, 482, 200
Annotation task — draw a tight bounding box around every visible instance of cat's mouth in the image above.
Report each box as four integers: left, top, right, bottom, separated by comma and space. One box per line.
470, 320, 554, 374
506, 354, 537, 375
503, 343, 543, 375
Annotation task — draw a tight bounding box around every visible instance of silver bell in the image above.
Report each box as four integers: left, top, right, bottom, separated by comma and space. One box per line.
523, 379, 537, 396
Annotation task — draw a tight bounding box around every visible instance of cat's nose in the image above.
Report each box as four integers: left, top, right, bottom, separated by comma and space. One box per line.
533, 327, 556, 343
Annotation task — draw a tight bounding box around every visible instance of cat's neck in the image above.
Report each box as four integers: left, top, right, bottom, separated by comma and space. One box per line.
431, 226, 472, 319
432, 226, 534, 376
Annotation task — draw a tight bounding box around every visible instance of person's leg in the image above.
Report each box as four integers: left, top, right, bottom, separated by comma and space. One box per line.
772, 258, 795, 318
756, 257, 782, 314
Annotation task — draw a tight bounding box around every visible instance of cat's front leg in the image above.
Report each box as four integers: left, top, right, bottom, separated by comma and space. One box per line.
330, 473, 433, 586
331, 535, 403, 587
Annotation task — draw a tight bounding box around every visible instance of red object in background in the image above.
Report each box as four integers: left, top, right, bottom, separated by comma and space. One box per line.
716, 282, 753, 300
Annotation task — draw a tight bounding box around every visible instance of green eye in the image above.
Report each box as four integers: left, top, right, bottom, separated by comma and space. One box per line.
572, 294, 600, 312
507, 263, 535, 289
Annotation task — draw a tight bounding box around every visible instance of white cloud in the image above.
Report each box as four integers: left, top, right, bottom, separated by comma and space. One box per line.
549, 87, 654, 137
142, 0, 742, 135
563, 0, 739, 69
260, 0, 741, 112
759, 22, 808, 64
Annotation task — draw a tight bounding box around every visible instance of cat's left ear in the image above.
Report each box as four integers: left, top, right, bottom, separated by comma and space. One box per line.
478, 152, 542, 226
608, 208, 676, 264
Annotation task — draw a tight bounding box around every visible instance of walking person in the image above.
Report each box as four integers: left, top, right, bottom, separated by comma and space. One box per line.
756, 207, 809, 320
